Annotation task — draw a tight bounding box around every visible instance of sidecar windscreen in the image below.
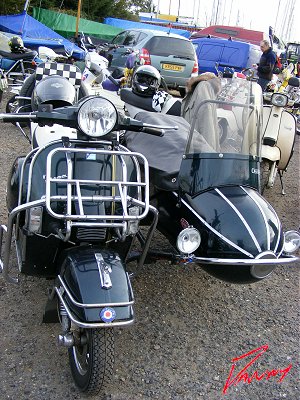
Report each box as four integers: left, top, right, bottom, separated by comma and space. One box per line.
182, 77, 262, 156
179, 77, 263, 194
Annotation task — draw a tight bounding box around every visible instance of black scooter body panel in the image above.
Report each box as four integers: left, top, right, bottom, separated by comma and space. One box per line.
59, 246, 133, 323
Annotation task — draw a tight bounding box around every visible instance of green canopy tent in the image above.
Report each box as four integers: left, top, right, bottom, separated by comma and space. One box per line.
32, 7, 122, 41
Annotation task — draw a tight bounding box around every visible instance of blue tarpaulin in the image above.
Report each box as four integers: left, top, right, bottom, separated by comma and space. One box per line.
0, 11, 85, 60
104, 17, 191, 38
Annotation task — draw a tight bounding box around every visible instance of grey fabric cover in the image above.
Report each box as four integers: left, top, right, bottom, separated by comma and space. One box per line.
125, 111, 190, 190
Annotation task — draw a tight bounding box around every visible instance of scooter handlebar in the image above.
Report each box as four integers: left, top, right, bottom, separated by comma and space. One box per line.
141, 126, 165, 136
0, 112, 37, 122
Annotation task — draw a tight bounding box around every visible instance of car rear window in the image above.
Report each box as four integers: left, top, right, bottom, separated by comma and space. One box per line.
145, 37, 195, 59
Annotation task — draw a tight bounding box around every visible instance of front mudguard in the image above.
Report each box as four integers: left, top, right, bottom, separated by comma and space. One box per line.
56, 246, 134, 327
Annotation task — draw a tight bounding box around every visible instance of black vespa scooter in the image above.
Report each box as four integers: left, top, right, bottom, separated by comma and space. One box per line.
0, 89, 170, 394
124, 75, 300, 283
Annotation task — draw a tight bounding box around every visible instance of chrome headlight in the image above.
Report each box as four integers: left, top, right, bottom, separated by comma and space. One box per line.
283, 230, 300, 253
176, 227, 201, 254
271, 93, 288, 107
78, 97, 117, 137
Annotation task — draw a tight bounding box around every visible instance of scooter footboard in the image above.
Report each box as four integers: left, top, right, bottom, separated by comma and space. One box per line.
56, 246, 134, 328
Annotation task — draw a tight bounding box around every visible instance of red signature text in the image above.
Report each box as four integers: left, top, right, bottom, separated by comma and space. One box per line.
222, 344, 292, 395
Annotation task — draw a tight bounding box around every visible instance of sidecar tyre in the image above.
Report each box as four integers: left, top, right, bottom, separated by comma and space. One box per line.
69, 327, 114, 394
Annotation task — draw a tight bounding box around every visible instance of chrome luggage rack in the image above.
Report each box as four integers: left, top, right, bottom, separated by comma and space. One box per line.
44, 146, 150, 240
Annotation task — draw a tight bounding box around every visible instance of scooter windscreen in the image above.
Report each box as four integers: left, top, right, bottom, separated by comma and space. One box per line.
180, 77, 263, 195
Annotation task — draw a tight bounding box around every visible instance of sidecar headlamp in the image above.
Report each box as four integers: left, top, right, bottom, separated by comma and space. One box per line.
271, 93, 288, 107
283, 230, 300, 253
176, 227, 201, 254
78, 97, 117, 138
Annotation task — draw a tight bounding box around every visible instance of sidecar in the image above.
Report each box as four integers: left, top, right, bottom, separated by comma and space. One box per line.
125, 76, 300, 283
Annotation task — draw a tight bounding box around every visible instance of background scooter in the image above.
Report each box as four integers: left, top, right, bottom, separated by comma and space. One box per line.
261, 91, 296, 194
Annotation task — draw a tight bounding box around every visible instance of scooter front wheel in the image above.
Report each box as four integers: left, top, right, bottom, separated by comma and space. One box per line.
69, 327, 115, 394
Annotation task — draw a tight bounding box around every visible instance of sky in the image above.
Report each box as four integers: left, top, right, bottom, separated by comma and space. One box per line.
151, 0, 300, 42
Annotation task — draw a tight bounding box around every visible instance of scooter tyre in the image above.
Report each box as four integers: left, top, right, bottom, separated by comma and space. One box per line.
68, 327, 114, 395
6, 94, 18, 113
260, 160, 270, 194
18, 73, 36, 110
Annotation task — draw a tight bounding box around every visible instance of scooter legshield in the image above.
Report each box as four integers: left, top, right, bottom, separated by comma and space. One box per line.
57, 246, 134, 325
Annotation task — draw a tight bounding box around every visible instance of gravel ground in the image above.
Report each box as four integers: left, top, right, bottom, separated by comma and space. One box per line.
0, 91, 299, 400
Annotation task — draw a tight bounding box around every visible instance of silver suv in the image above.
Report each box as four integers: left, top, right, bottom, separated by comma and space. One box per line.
107, 29, 198, 96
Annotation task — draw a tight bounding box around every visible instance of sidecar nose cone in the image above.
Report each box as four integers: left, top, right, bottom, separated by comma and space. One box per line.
250, 251, 277, 279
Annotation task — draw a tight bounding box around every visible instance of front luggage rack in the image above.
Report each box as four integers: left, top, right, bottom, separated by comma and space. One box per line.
45, 147, 150, 231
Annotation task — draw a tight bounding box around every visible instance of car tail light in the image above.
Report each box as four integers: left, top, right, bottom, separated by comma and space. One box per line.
192, 59, 198, 75
139, 48, 151, 65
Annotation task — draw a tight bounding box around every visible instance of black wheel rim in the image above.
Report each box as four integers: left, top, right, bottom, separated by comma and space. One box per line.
72, 329, 90, 376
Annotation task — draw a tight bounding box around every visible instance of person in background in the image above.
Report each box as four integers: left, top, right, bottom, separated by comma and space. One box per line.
253, 40, 277, 91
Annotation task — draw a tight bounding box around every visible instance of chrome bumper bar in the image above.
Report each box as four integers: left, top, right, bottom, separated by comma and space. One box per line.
180, 254, 299, 266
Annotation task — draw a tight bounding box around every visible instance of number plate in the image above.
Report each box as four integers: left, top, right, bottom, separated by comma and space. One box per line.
162, 63, 184, 72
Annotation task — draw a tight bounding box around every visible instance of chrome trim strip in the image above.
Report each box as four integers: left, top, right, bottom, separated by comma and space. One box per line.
55, 287, 134, 328
241, 187, 270, 250
95, 253, 112, 289
57, 274, 134, 308
182, 254, 299, 266
172, 192, 254, 258
215, 188, 261, 253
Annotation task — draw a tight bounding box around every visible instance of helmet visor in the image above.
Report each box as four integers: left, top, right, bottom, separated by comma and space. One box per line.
136, 74, 157, 87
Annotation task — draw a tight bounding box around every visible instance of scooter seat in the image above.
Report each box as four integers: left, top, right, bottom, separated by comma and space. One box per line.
0, 50, 38, 61
120, 88, 156, 112
120, 88, 182, 116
